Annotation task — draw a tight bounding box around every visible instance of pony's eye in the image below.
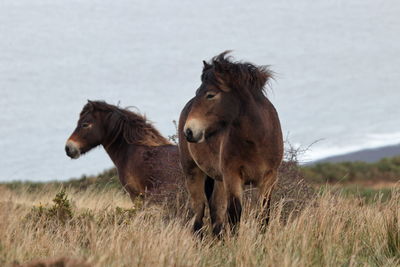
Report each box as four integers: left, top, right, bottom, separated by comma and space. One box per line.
81, 122, 90, 128
206, 93, 216, 99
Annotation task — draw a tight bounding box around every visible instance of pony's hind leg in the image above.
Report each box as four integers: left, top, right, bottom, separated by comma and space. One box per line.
257, 170, 278, 227
186, 168, 208, 235
208, 180, 227, 237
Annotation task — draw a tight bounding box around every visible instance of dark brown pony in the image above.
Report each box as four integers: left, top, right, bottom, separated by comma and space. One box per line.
65, 100, 183, 201
179, 52, 284, 236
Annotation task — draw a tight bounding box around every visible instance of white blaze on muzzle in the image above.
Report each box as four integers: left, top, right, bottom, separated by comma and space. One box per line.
65, 139, 81, 159
184, 118, 207, 143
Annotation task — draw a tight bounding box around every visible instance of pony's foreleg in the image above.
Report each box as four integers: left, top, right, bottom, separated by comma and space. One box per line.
208, 180, 227, 237
258, 170, 278, 227
223, 173, 243, 233
186, 168, 208, 235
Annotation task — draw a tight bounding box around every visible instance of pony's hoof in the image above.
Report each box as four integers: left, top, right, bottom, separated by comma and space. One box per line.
193, 221, 206, 239
212, 224, 223, 238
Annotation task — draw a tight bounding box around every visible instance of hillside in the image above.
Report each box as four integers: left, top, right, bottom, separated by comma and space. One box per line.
315, 143, 400, 163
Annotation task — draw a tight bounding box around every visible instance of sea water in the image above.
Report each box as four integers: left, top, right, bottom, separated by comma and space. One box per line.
1, 0, 399, 181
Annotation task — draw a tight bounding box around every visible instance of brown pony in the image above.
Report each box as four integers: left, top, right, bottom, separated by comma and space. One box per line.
65, 100, 183, 202
179, 52, 283, 236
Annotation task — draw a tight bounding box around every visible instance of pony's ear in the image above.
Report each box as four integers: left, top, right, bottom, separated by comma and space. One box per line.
202, 60, 212, 73
201, 60, 212, 82
86, 100, 95, 111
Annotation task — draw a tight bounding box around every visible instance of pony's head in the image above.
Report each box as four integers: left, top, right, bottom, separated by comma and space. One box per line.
65, 100, 170, 159
184, 51, 273, 143
65, 101, 107, 159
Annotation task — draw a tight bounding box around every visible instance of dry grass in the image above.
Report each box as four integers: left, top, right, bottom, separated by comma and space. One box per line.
0, 184, 399, 267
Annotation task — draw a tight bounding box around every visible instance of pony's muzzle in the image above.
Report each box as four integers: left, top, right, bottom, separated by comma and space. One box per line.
184, 119, 205, 143
65, 140, 81, 159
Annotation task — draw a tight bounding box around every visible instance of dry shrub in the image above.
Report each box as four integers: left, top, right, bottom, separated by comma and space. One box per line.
137, 175, 192, 226
243, 143, 316, 224
273, 160, 316, 223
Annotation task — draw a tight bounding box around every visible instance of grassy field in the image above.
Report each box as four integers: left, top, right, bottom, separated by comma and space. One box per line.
1, 156, 399, 266
1, 183, 399, 266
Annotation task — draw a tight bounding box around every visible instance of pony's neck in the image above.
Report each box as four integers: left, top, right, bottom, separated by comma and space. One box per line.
102, 135, 130, 168
232, 98, 266, 138
99, 111, 170, 168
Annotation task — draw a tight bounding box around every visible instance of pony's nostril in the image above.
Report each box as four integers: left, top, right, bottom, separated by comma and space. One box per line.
65, 144, 77, 158
185, 128, 193, 139
65, 141, 81, 159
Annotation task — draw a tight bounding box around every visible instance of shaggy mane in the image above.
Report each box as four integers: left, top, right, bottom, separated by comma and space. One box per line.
81, 101, 170, 147
201, 51, 273, 100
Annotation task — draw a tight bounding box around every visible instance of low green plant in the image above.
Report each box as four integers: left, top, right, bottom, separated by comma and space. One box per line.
26, 189, 73, 224
301, 156, 400, 184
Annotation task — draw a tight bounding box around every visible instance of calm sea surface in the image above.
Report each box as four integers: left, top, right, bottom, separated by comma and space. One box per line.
1, 0, 399, 181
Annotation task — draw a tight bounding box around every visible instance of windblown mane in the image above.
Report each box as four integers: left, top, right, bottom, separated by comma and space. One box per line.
81, 101, 170, 147
201, 51, 273, 100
